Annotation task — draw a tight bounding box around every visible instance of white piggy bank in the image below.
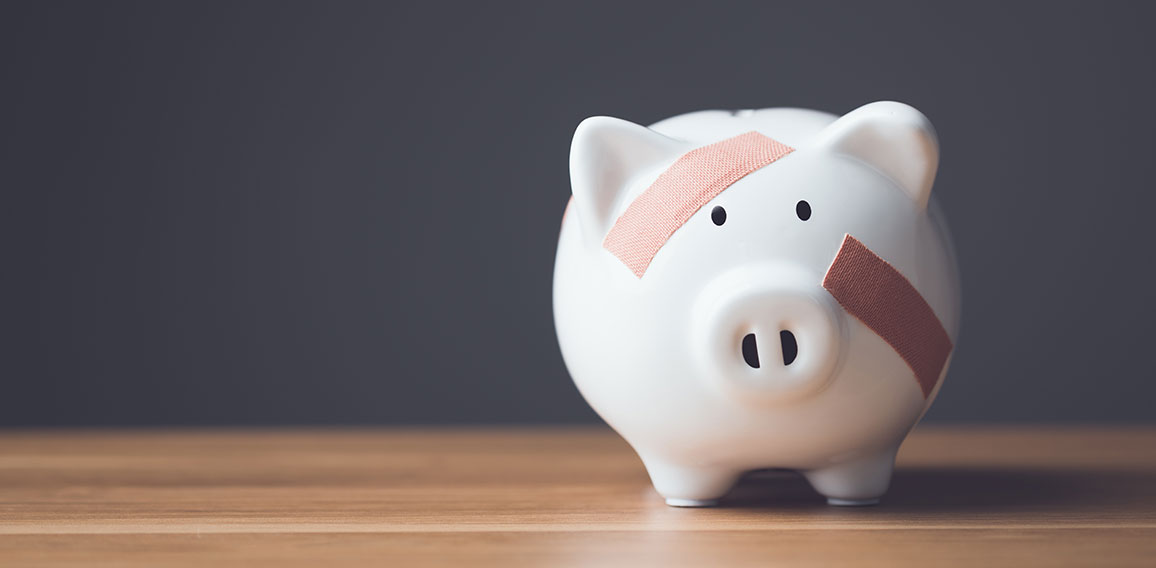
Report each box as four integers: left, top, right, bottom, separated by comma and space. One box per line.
553, 102, 961, 507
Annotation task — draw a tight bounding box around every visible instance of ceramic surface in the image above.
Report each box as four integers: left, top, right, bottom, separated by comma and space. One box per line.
553, 102, 961, 506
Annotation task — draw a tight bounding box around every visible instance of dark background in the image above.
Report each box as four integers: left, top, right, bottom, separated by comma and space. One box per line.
2, 1, 1153, 426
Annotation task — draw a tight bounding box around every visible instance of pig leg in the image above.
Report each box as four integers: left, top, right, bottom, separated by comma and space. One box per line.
803, 446, 899, 506
642, 458, 740, 507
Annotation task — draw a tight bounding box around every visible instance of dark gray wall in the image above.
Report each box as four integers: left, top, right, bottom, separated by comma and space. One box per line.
2, 1, 1153, 426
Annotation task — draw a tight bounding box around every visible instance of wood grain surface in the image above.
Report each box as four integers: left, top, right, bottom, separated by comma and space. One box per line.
1, 427, 1153, 566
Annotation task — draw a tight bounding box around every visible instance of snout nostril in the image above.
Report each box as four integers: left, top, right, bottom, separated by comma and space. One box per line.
780, 330, 798, 366
745, 331, 798, 368
742, 333, 760, 369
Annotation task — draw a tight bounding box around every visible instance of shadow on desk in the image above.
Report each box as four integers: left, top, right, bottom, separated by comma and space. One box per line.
721, 467, 1156, 511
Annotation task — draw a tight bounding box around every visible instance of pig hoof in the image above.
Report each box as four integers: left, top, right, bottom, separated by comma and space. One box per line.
665, 498, 720, 508
827, 497, 880, 507
642, 459, 738, 506
804, 446, 899, 506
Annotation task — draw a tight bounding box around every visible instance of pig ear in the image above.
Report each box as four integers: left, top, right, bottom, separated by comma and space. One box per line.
570, 116, 687, 245
815, 101, 939, 209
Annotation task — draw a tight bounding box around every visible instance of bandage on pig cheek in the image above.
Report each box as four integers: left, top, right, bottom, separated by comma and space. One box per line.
602, 131, 795, 277
823, 235, 954, 398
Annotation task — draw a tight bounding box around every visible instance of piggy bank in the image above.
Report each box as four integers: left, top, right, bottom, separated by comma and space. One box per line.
553, 102, 960, 507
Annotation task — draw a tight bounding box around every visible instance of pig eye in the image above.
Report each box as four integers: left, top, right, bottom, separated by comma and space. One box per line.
796, 200, 811, 221
711, 206, 727, 226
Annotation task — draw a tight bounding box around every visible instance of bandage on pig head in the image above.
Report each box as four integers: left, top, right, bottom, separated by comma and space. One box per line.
570, 116, 795, 276
824, 234, 952, 398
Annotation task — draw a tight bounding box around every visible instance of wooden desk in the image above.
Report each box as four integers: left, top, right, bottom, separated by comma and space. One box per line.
0, 427, 1153, 566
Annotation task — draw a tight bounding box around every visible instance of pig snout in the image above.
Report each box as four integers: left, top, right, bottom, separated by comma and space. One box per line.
691, 263, 843, 405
